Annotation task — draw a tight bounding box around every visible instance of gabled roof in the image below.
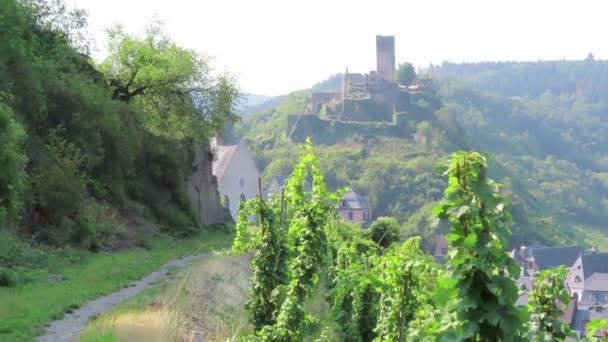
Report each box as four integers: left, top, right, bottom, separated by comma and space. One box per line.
584, 273, 608, 291
531, 245, 583, 270
212, 144, 239, 180
337, 190, 369, 210
582, 253, 608, 279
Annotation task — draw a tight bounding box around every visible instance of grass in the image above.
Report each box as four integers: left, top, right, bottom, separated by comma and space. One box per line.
0, 228, 233, 342
79, 254, 252, 342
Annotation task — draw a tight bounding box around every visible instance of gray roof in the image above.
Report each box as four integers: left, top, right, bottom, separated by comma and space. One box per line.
585, 273, 608, 291
531, 245, 583, 270
582, 253, 608, 279
337, 190, 369, 210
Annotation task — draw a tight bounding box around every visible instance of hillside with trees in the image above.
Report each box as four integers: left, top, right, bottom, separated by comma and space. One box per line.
238, 58, 608, 249
0, 0, 238, 285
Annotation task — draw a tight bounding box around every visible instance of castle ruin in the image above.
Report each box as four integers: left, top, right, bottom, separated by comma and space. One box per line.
306, 35, 432, 123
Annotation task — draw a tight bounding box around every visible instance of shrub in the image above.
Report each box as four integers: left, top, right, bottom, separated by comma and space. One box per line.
367, 217, 400, 248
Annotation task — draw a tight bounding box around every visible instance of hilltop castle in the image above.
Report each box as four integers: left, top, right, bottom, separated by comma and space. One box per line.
307, 35, 435, 123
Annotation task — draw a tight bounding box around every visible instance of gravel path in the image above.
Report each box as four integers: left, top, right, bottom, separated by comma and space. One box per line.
37, 253, 211, 342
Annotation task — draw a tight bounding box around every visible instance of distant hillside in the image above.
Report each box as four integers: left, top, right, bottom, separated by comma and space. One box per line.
237, 94, 273, 115
238, 59, 608, 250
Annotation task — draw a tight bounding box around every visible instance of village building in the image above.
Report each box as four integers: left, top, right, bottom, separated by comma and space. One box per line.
336, 190, 372, 226
567, 252, 608, 309
211, 139, 260, 221
512, 244, 583, 274
432, 234, 449, 263
511, 245, 583, 309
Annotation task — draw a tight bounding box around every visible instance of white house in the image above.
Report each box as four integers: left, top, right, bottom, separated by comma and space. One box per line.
212, 139, 260, 221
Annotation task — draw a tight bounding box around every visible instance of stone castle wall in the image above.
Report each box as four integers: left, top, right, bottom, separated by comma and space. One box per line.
187, 143, 233, 225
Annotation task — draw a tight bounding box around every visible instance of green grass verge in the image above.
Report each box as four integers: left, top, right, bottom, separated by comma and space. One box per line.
0, 228, 233, 342
78, 275, 174, 342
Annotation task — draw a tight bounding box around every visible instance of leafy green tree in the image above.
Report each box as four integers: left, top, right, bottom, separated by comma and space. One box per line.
434, 151, 525, 340
367, 217, 400, 248
394, 62, 417, 85
100, 21, 239, 139
527, 266, 574, 341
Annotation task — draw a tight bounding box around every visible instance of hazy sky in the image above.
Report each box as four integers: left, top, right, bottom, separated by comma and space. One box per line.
68, 0, 607, 96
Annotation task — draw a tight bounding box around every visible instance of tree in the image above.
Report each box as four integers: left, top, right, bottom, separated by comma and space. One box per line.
100, 21, 240, 139
367, 217, 400, 248
394, 62, 417, 86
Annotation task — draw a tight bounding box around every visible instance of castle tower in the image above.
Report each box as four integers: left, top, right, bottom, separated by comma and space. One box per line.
341, 67, 349, 101
376, 35, 395, 81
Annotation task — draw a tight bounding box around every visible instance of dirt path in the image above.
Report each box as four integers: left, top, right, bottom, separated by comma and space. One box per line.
37, 253, 211, 342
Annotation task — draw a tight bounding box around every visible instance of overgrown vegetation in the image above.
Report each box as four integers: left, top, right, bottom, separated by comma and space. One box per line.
227, 147, 597, 341
0, 0, 238, 285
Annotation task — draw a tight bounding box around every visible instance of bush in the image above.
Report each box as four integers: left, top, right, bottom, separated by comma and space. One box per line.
0, 267, 16, 287
367, 217, 400, 248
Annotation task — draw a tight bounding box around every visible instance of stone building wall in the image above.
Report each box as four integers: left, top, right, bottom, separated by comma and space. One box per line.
187, 143, 233, 225
376, 35, 396, 81
215, 142, 260, 221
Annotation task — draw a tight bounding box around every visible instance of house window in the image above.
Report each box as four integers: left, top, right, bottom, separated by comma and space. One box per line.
590, 292, 598, 301
239, 177, 245, 188
222, 195, 230, 209
240, 194, 246, 202
574, 276, 581, 283
348, 212, 353, 221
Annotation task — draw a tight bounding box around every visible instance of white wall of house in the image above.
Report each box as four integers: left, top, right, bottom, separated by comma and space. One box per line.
337, 208, 371, 224
216, 142, 260, 221
567, 256, 585, 304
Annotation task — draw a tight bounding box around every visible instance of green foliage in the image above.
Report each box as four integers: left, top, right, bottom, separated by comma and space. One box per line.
586, 319, 608, 340
433, 151, 525, 340
100, 21, 239, 140
394, 62, 417, 86
258, 141, 342, 341
367, 217, 400, 248
232, 197, 289, 331
374, 237, 437, 342
526, 266, 574, 341
328, 222, 380, 341
0, 0, 241, 247
0, 104, 27, 225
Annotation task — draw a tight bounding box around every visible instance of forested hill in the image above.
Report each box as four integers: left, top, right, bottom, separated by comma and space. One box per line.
239, 58, 608, 249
